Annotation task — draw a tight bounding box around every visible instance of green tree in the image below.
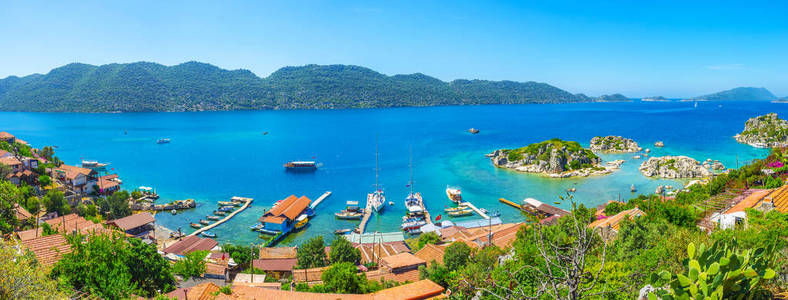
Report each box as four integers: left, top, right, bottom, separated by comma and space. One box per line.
321, 262, 367, 294
52, 232, 176, 298
0, 180, 23, 233
329, 237, 361, 265
99, 190, 131, 220
0, 239, 64, 299
42, 190, 70, 215
222, 244, 259, 268
38, 175, 51, 186
0, 164, 11, 180
25, 196, 41, 215
173, 250, 208, 279
417, 232, 441, 250
419, 261, 452, 287
297, 236, 327, 269
444, 242, 472, 272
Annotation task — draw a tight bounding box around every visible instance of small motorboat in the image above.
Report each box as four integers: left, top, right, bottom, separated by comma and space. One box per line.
250, 223, 263, 231
201, 231, 216, 238
388, 201, 394, 206
446, 186, 463, 204
258, 228, 279, 235
214, 210, 227, 216
294, 214, 309, 230
157, 138, 170, 144
190, 222, 202, 229
444, 205, 468, 212
199, 219, 211, 225
334, 228, 353, 235
171, 209, 177, 215
631, 184, 637, 192
335, 201, 364, 220
448, 209, 473, 217
468, 128, 480, 134
219, 206, 235, 212
207, 215, 220, 221
263, 131, 269, 135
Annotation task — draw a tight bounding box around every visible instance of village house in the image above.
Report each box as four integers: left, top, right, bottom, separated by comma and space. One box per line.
162, 235, 220, 257
96, 174, 122, 195
354, 241, 411, 265
258, 195, 311, 234
711, 185, 788, 230
55, 164, 98, 194
253, 246, 299, 279
15, 213, 112, 241
6, 169, 36, 185
365, 252, 426, 283
19, 234, 72, 267
588, 207, 646, 239
0, 149, 12, 158
0, 156, 23, 172
106, 212, 156, 238
0, 131, 16, 144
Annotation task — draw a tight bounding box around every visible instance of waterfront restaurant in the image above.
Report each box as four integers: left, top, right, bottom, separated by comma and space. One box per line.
258, 195, 311, 233
107, 212, 156, 238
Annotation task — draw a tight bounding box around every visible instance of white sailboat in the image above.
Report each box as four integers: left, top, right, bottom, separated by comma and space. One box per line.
367, 140, 385, 213
404, 148, 423, 214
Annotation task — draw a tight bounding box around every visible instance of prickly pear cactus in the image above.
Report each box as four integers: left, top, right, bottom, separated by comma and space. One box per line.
647, 241, 776, 299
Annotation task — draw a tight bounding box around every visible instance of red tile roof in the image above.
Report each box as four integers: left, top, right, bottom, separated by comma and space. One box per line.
252, 258, 298, 271
381, 252, 426, 269
162, 235, 219, 255
14, 203, 33, 220
0, 131, 14, 140
107, 212, 155, 231
20, 234, 71, 267
261, 216, 285, 224
219, 279, 444, 299
259, 246, 298, 259
260, 195, 311, 222
365, 268, 422, 284
0, 156, 22, 167
16, 214, 111, 241
414, 244, 447, 266
56, 164, 94, 180
355, 241, 411, 265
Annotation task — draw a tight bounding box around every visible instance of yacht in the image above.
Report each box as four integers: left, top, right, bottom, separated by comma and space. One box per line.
446, 186, 463, 204
368, 141, 386, 213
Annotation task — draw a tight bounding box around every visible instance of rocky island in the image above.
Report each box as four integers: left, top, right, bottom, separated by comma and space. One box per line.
488, 138, 622, 178
734, 113, 788, 148
639, 156, 712, 178
589, 136, 641, 153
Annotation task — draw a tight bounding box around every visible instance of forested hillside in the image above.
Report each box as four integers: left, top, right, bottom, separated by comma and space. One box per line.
0, 62, 587, 112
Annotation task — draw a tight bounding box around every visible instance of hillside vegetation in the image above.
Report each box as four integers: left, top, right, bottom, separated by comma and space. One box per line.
0, 62, 588, 112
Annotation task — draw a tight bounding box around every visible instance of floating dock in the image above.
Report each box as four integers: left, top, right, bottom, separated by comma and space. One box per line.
421, 196, 433, 225
499, 198, 522, 209
459, 201, 489, 219
309, 191, 332, 210
357, 200, 373, 234
189, 197, 253, 237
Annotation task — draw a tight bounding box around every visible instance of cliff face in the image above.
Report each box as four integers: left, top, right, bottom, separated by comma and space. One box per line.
735, 113, 788, 148
589, 136, 641, 153
639, 156, 712, 178
488, 139, 613, 177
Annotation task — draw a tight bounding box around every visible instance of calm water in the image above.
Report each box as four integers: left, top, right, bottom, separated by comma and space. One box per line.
0, 101, 776, 245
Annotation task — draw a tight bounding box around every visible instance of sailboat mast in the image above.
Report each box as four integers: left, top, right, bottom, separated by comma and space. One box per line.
409, 146, 414, 195
375, 138, 380, 192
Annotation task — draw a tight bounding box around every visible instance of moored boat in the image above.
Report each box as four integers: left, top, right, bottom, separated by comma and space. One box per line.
207, 215, 220, 221
444, 205, 468, 212
199, 219, 211, 225
448, 209, 473, 217
335, 201, 363, 220
218, 201, 240, 206
157, 138, 170, 144
250, 223, 263, 231
446, 186, 463, 204
190, 222, 202, 229
368, 141, 386, 213
294, 214, 309, 230
214, 210, 227, 216
201, 231, 216, 238
468, 128, 480, 134
334, 228, 353, 235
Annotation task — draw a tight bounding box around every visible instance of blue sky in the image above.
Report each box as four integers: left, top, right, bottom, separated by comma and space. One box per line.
2, 0, 787, 97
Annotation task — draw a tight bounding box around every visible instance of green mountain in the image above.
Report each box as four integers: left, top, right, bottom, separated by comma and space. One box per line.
693, 87, 777, 101
594, 94, 630, 102
0, 62, 587, 112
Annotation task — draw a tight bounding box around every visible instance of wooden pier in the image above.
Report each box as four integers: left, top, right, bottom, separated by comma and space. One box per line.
357, 200, 373, 234
460, 201, 489, 219
189, 197, 253, 237
420, 194, 433, 225
499, 198, 522, 209
309, 191, 332, 210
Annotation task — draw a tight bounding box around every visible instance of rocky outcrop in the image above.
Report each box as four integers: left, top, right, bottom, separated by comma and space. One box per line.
638, 156, 712, 178
489, 139, 619, 178
735, 113, 788, 148
589, 136, 641, 153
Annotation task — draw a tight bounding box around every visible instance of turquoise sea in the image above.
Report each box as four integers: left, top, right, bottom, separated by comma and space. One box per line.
0, 101, 777, 246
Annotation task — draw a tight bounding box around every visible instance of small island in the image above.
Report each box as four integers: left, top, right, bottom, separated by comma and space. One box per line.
734, 113, 788, 148
488, 138, 622, 178
642, 96, 670, 102
589, 136, 641, 153
639, 156, 712, 178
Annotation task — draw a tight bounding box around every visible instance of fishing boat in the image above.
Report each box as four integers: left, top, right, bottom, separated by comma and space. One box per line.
446, 186, 463, 204
368, 141, 386, 213
334, 228, 353, 235
284, 161, 318, 170
199, 219, 211, 225
206, 215, 220, 221
250, 223, 263, 231
157, 138, 170, 144
81, 160, 109, 170
444, 205, 468, 212
201, 231, 216, 238
294, 214, 309, 230
335, 201, 363, 220
448, 209, 473, 217
190, 222, 202, 229
214, 210, 227, 216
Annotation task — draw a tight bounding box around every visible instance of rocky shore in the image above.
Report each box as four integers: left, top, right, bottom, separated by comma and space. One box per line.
488, 138, 622, 178
734, 113, 788, 148
638, 156, 712, 178
589, 136, 641, 153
